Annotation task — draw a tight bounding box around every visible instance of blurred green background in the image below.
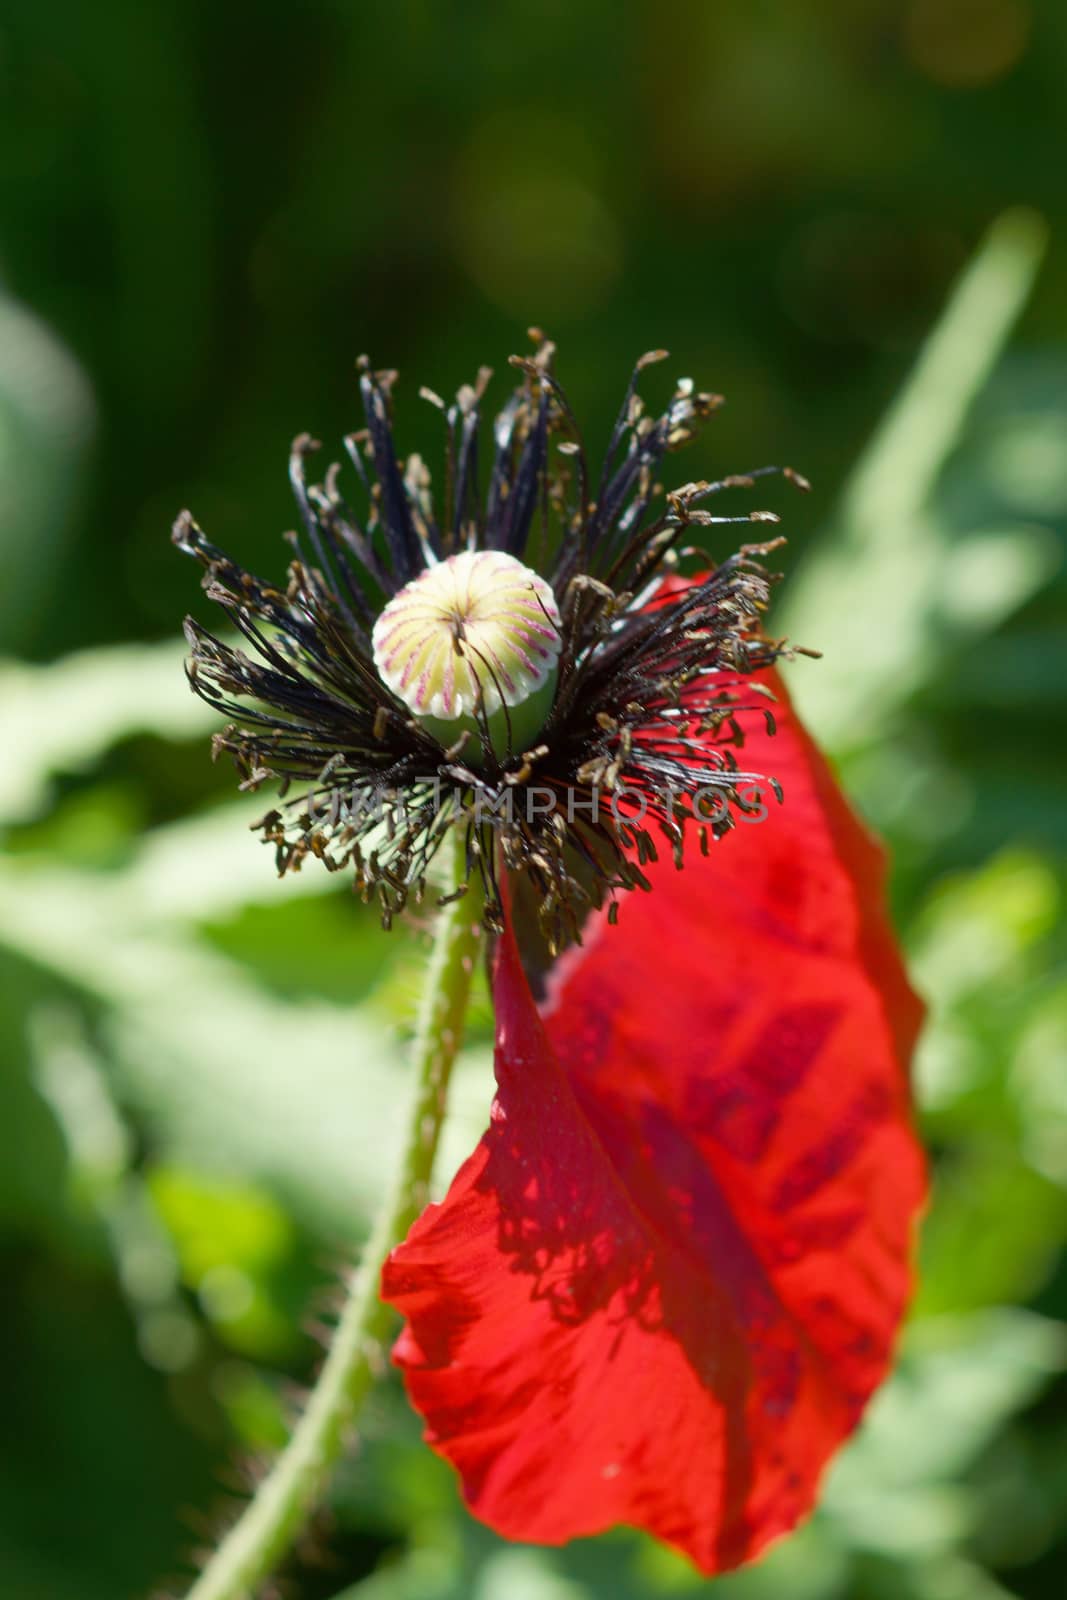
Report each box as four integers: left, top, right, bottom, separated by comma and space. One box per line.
2, 2, 1067, 1597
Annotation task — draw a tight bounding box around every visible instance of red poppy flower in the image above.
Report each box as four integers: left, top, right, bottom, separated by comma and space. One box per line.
381, 669, 925, 1573
175, 341, 925, 1575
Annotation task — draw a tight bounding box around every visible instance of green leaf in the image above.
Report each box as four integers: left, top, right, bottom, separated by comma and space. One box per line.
823, 1309, 1066, 1549
0, 289, 95, 655
0, 845, 494, 1234
0, 638, 211, 826
778, 209, 1051, 748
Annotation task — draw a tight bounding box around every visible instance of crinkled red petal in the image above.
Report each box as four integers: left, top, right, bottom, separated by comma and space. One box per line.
381, 672, 925, 1573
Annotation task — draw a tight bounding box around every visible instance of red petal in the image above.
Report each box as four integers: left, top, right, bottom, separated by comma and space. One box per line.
381, 673, 925, 1573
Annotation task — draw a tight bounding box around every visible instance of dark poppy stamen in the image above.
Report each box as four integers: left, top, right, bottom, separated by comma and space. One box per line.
174, 341, 809, 951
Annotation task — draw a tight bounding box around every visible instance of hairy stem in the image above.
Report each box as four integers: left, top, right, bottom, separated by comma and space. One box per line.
185, 838, 484, 1600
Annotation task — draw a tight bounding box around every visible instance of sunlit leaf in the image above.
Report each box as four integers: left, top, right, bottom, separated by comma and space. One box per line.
779, 209, 1052, 747
0, 638, 211, 825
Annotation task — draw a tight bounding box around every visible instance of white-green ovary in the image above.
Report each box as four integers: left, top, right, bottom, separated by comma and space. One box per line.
371, 550, 563, 763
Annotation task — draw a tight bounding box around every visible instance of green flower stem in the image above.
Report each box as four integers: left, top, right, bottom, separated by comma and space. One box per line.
186, 837, 484, 1600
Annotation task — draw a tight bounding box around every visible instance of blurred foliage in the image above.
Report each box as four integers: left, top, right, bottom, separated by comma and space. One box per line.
2, 2, 1067, 1598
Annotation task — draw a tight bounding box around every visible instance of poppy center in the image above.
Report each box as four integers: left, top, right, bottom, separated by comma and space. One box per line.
371, 550, 562, 762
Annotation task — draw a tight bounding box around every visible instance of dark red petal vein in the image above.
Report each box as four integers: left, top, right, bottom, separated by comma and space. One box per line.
381, 672, 926, 1573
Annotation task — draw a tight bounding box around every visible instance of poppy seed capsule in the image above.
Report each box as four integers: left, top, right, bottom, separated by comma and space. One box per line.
371, 549, 563, 763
